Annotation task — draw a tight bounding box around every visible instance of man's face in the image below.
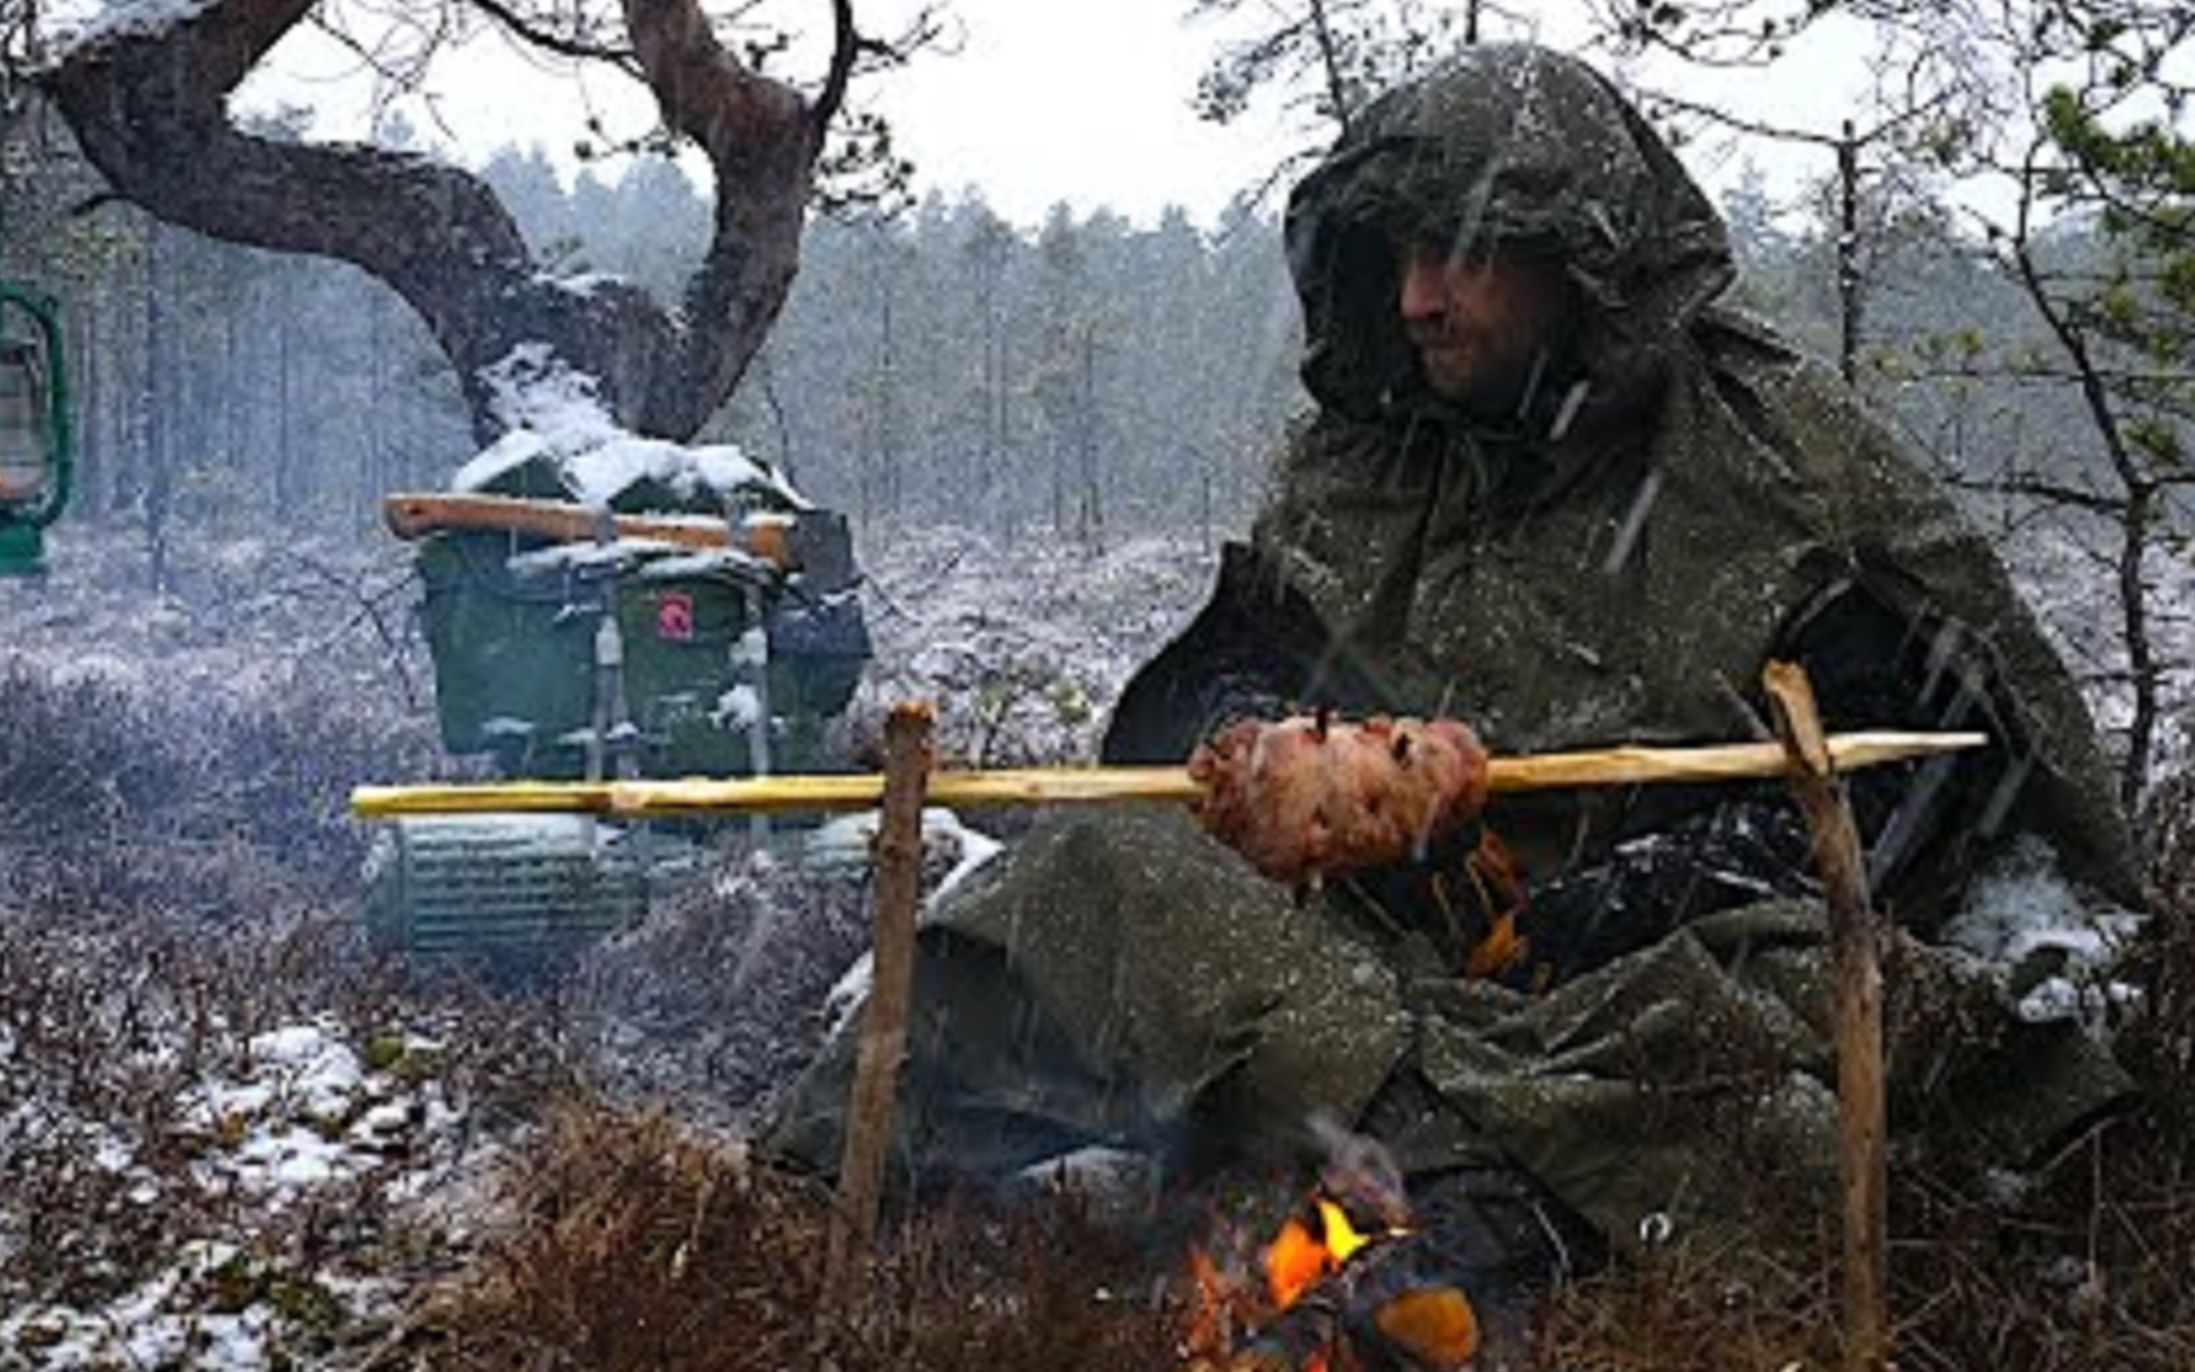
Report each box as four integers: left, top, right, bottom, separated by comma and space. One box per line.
1395, 238, 1574, 415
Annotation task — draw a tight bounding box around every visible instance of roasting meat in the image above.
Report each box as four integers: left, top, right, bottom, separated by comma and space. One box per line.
1189, 714, 1491, 885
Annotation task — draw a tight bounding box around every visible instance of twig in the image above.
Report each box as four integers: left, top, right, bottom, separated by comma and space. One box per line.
266, 548, 424, 709
1942, 473, 2126, 516
466, 0, 636, 68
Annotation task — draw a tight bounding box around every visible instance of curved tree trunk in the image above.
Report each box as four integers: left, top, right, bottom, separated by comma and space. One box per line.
40, 0, 843, 448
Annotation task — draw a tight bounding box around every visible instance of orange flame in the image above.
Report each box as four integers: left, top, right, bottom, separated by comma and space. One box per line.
1183, 1189, 1414, 1370
1264, 1196, 1373, 1311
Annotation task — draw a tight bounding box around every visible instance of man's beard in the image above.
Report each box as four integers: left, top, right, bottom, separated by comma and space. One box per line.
1410, 331, 1559, 420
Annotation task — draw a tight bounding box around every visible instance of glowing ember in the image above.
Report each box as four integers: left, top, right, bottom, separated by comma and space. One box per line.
1377, 1286, 1480, 1366
1183, 1244, 1242, 1359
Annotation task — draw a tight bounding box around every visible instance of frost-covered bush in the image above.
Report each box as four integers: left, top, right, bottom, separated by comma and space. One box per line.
569, 812, 1002, 1129
566, 843, 873, 1126
838, 526, 1213, 767
0, 897, 567, 1361
0, 657, 445, 915
0, 529, 458, 915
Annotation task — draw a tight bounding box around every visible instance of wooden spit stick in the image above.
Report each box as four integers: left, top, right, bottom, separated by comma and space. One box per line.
1763, 663, 1889, 1372
820, 702, 931, 1318
349, 729, 1988, 821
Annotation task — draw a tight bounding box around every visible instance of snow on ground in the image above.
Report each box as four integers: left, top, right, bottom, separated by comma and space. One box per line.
1, 1010, 497, 1370
1943, 833, 2148, 1025
0, 525, 431, 716
0, 515, 1217, 1160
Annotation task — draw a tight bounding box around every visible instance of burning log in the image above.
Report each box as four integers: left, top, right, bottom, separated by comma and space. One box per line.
1267, 1193, 1378, 1310
1184, 1186, 1486, 1372
1185, 1125, 1493, 1372
1365, 1287, 1483, 1369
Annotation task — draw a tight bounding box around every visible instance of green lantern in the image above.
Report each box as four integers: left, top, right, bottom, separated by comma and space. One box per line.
0, 286, 72, 578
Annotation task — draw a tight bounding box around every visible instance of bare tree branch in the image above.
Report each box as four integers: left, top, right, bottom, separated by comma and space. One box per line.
1307, 0, 1354, 137
42, 0, 551, 438
1942, 473, 2128, 516
622, 0, 824, 434
1642, 83, 1955, 150
464, 0, 637, 69
42, 0, 868, 446
1999, 131, 2168, 808
813, 0, 855, 132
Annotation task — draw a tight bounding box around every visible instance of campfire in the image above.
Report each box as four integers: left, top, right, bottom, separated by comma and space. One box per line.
1180, 1165, 1482, 1371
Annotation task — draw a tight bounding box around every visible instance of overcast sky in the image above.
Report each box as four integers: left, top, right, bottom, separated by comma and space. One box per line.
225, 0, 1888, 230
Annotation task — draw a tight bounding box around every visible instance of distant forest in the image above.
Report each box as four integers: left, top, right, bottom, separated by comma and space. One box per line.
0, 116, 2161, 562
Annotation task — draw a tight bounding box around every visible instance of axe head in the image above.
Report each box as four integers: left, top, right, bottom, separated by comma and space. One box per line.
784, 510, 859, 593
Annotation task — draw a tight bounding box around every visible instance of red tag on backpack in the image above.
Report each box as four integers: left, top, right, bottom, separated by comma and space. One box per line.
656, 591, 695, 642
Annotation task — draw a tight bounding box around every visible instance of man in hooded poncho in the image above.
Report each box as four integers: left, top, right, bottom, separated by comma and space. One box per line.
773, 44, 2141, 1296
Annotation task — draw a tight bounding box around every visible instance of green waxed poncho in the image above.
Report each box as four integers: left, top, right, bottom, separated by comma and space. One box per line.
771, 45, 2141, 1265
1254, 44, 2134, 907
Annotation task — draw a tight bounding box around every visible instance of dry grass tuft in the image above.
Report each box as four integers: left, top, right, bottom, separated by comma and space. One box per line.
1539, 1237, 1831, 1370
419, 1099, 1181, 1372
1882, 1117, 2195, 1372
1540, 1114, 2195, 1372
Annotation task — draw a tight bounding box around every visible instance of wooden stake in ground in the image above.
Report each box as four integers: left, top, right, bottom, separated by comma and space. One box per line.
820, 701, 934, 1317
1762, 661, 1889, 1372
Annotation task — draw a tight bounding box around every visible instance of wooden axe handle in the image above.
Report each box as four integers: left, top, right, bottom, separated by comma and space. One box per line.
382, 492, 792, 569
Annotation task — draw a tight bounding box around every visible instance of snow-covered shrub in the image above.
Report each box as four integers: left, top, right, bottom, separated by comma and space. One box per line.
565, 843, 874, 1127
568, 812, 1003, 1129
837, 526, 1213, 768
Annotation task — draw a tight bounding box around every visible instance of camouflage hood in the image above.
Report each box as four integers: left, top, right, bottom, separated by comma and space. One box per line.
1254, 45, 2140, 908
1286, 43, 1731, 433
